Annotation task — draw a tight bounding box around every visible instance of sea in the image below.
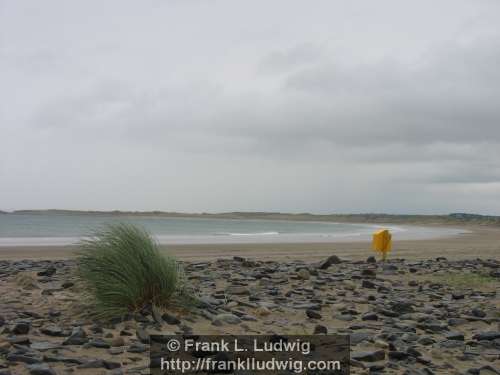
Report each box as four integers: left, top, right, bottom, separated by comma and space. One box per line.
0, 212, 465, 246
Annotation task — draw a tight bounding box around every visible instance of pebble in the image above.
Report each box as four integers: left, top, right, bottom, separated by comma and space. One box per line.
255, 306, 271, 317
313, 324, 328, 334
162, 312, 181, 325
297, 269, 310, 280
63, 327, 88, 345
12, 321, 30, 335
305, 309, 322, 319
317, 255, 342, 269
0, 256, 498, 375
352, 350, 386, 362
213, 313, 241, 325
27, 364, 56, 375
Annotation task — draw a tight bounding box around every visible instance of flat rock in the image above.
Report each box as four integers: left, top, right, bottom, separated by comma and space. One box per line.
78, 359, 121, 370
30, 341, 62, 351
40, 324, 66, 337
63, 327, 88, 345
226, 286, 251, 295
297, 269, 310, 280
162, 312, 181, 325
352, 350, 386, 362
6, 352, 42, 365
213, 314, 241, 325
306, 309, 322, 319
446, 332, 465, 341
136, 327, 150, 344
317, 255, 342, 269
27, 364, 56, 375
313, 325, 328, 334
127, 342, 148, 353
473, 332, 500, 341
12, 321, 30, 335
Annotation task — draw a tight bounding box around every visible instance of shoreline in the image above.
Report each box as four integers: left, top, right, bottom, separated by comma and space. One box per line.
0, 223, 465, 247
0, 225, 498, 261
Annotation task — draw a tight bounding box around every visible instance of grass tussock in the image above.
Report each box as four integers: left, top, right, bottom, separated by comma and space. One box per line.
77, 223, 190, 318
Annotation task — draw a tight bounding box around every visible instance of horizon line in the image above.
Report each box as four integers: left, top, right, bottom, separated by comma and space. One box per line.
0, 209, 496, 217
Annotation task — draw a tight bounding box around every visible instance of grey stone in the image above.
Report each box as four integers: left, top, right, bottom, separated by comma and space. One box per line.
379, 309, 399, 318
452, 292, 465, 300
388, 351, 409, 360
471, 308, 486, 318
317, 255, 342, 269
297, 269, 310, 280
446, 332, 465, 341
12, 321, 30, 335
352, 350, 386, 362
37, 267, 56, 277
361, 269, 376, 278
136, 327, 150, 344
362, 280, 376, 289
418, 337, 435, 346
213, 313, 241, 325
6, 353, 42, 365
362, 312, 378, 321
30, 341, 61, 351
40, 324, 66, 337
78, 359, 121, 370
63, 326, 88, 345
473, 332, 500, 341
88, 338, 111, 348
313, 325, 328, 334
198, 295, 223, 307
127, 342, 148, 353
306, 309, 322, 319
351, 333, 372, 345
27, 364, 56, 375
162, 312, 181, 325
226, 285, 251, 295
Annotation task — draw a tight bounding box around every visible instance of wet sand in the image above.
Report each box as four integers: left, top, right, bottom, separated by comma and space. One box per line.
0, 225, 498, 261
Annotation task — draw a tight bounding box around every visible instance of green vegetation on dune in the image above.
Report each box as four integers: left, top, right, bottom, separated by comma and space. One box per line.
76, 223, 190, 318
425, 272, 498, 290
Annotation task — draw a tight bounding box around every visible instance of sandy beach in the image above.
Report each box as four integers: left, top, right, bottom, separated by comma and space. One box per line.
1, 224, 499, 374
1, 253, 499, 374
1, 225, 498, 261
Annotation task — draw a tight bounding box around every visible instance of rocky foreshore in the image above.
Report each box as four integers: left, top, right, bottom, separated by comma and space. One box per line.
0, 256, 499, 375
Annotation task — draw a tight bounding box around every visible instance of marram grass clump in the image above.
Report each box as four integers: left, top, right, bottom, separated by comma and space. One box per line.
77, 223, 189, 318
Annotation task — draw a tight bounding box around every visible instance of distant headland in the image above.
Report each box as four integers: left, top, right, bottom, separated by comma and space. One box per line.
2, 210, 500, 226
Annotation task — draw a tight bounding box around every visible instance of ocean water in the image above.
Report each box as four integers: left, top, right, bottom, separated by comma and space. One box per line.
0, 213, 464, 246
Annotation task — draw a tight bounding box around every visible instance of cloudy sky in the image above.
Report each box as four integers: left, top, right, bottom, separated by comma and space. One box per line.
1, 0, 500, 214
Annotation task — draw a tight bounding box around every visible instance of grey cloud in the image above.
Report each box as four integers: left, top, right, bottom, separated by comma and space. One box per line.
280, 39, 500, 146
257, 43, 325, 74
26, 37, 500, 161
2, 0, 500, 213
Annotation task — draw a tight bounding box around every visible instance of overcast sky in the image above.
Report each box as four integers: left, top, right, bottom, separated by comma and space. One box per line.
1, 0, 500, 214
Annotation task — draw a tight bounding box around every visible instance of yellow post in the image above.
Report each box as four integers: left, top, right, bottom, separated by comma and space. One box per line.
372, 229, 392, 261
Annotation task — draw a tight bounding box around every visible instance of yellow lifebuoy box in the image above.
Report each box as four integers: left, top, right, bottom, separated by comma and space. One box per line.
372, 229, 392, 260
